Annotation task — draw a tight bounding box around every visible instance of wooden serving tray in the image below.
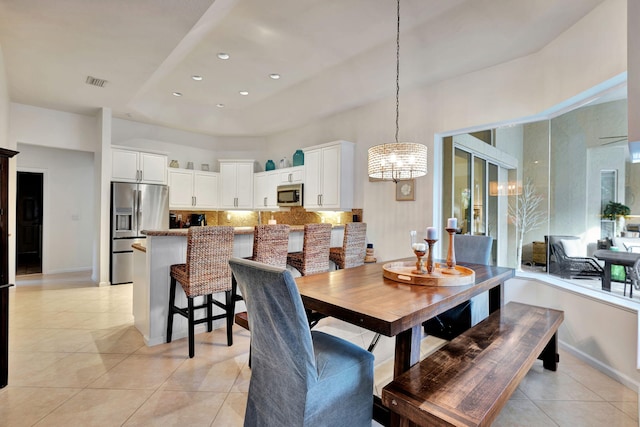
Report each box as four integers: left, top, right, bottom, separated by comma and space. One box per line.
382, 261, 475, 286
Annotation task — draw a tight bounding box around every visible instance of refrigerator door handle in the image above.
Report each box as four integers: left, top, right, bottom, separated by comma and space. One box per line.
132, 189, 138, 234
136, 189, 142, 232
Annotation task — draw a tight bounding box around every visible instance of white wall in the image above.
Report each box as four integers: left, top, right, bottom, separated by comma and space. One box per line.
0, 46, 9, 151
506, 276, 640, 390
266, 0, 627, 264
16, 143, 94, 274
9, 104, 98, 153
0, 46, 18, 283
628, 0, 640, 148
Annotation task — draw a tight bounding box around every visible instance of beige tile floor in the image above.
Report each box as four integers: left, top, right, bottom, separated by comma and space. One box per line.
1, 271, 638, 426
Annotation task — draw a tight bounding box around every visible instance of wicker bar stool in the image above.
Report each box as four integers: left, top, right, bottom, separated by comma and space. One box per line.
167, 226, 236, 358
249, 224, 291, 268
287, 223, 333, 328
236, 224, 290, 333
329, 222, 367, 270
286, 223, 333, 276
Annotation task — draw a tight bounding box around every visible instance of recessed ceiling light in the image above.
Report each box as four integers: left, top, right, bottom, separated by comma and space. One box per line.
269, 73, 281, 80
172, 92, 183, 97
239, 91, 249, 96
192, 75, 203, 81
216, 103, 225, 108
217, 52, 230, 60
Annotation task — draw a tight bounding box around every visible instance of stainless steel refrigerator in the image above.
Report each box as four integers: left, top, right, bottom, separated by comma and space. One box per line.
110, 182, 169, 285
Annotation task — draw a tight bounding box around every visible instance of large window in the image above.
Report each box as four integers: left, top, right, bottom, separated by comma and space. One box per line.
443, 82, 634, 302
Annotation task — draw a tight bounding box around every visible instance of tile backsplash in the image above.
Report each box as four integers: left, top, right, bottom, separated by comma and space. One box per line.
169, 207, 363, 228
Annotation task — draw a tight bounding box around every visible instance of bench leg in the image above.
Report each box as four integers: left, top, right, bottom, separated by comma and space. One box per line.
539, 332, 560, 371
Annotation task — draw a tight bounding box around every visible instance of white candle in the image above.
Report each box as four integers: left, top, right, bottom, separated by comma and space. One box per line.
447, 218, 457, 229
412, 243, 426, 252
426, 227, 437, 240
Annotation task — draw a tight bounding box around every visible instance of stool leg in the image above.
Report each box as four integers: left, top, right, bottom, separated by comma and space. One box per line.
207, 295, 213, 332
225, 290, 234, 346
188, 297, 195, 358
167, 277, 177, 343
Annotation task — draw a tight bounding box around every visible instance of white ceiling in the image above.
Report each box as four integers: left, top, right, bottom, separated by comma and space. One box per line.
0, 0, 607, 137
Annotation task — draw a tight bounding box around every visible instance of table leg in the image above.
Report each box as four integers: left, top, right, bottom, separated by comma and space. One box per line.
603, 261, 612, 292
488, 283, 503, 313
374, 325, 422, 427
393, 324, 422, 379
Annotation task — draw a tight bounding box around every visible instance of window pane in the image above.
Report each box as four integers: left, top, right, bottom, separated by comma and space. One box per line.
473, 157, 486, 235
454, 148, 471, 234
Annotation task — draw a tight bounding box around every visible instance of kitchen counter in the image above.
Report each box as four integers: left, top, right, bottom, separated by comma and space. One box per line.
141, 224, 343, 237
133, 224, 345, 346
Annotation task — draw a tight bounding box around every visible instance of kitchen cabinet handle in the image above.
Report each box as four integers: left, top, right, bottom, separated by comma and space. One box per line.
264, 197, 267, 207
288, 173, 292, 182
192, 196, 196, 206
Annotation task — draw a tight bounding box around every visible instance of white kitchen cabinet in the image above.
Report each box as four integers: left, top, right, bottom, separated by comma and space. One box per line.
168, 169, 219, 209
219, 160, 255, 209
303, 140, 354, 210
253, 170, 280, 210
112, 148, 167, 184
278, 166, 305, 184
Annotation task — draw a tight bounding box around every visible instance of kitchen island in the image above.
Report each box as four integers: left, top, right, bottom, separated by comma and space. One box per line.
132, 225, 345, 346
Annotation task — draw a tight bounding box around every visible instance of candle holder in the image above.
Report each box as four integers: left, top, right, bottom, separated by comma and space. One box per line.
425, 239, 437, 273
412, 247, 427, 274
410, 230, 427, 274
444, 227, 460, 274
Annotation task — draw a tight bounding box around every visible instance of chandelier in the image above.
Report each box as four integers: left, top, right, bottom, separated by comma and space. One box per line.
368, 0, 427, 183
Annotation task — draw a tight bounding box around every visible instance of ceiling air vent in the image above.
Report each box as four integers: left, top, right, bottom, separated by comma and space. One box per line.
85, 76, 108, 88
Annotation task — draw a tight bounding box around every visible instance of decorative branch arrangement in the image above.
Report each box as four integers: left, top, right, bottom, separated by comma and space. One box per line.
508, 179, 546, 270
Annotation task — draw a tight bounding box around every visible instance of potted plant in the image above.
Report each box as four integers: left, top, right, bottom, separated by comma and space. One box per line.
602, 201, 630, 220
603, 201, 630, 236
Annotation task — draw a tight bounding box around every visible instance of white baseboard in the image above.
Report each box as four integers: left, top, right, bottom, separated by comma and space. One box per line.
560, 341, 640, 393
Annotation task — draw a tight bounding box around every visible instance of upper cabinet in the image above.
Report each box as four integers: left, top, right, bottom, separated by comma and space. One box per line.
112, 148, 167, 184
303, 140, 354, 211
253, 170, 280, 210
278, 166, 305, 184
168, 169, 219, 209
219, 160, 255, 209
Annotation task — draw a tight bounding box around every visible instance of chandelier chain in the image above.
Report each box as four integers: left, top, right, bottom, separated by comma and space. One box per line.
395, 0, 400, 145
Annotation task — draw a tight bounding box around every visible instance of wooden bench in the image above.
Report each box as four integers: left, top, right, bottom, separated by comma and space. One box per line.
235, 310, 325, 331
235, 311, 250, 330
382, 302, 564, 427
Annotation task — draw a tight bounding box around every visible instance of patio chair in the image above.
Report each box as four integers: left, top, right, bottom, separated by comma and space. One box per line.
549, 242, 604, 282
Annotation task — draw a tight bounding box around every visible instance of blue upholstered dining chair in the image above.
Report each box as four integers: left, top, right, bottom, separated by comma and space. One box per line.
228, 257, 374, 427
453, 234, 493, 265
424, 234, 493, 339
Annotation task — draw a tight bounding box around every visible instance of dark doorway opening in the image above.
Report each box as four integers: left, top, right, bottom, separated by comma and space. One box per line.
16, 172, 43, 275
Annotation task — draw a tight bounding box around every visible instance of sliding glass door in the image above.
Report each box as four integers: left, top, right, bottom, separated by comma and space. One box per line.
444, 139, 516, 266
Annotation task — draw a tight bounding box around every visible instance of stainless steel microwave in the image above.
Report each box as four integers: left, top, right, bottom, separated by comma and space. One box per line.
277, 183, 303, 207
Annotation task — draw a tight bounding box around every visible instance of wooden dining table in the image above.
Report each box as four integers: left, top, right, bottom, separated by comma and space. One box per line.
295, 259, 514, 424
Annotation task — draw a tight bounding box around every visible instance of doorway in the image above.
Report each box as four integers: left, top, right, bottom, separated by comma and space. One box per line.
16, 172, 43, 275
